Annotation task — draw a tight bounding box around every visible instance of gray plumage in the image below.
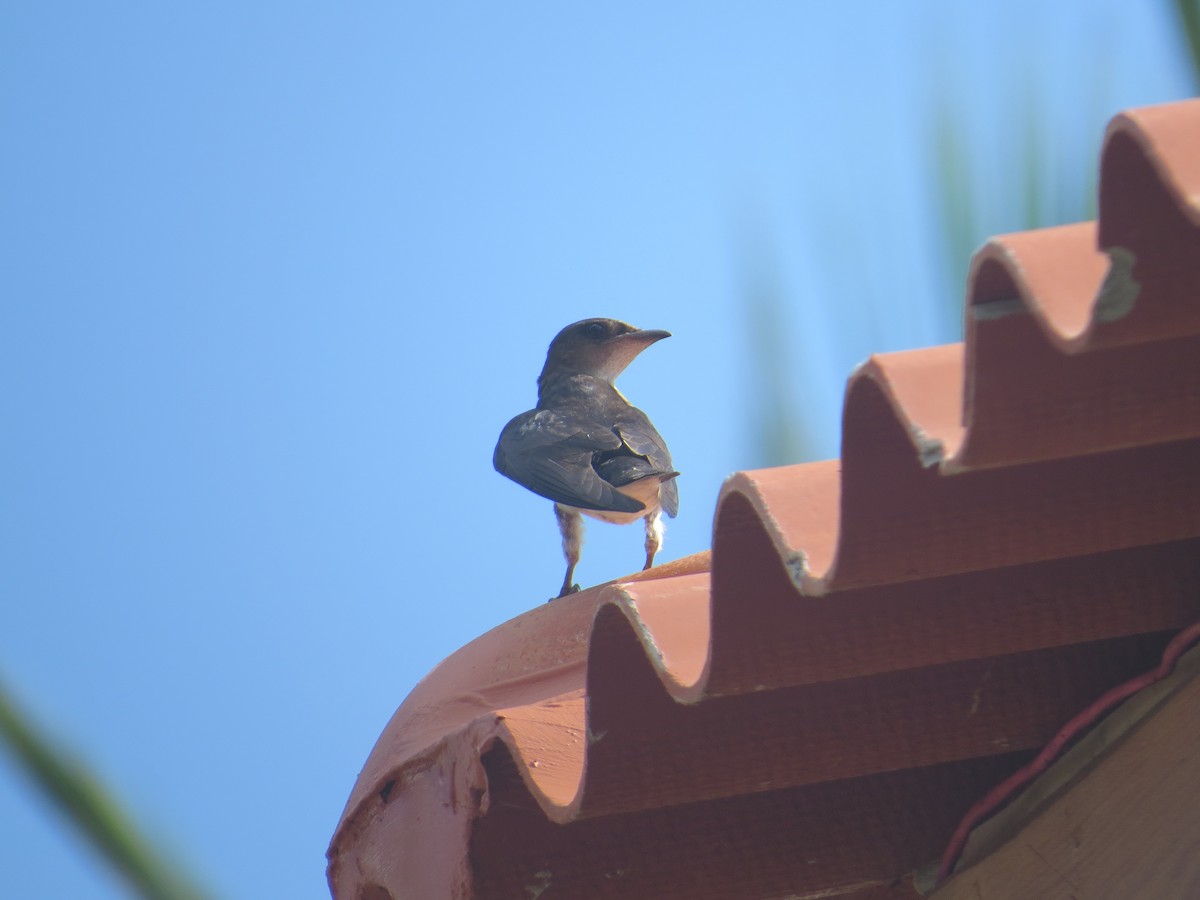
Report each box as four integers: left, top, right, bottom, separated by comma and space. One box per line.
494, 318, 679, 598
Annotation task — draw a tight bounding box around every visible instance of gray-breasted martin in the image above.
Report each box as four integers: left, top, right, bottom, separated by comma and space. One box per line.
494, 318, 679, 599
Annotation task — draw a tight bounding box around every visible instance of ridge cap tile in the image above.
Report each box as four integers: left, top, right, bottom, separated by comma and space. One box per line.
329, 98, 1200, 900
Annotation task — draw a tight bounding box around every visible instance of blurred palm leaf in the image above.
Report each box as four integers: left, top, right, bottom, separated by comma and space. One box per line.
0, 679, 209, 900
1175, 0, 1200, 87
737, 225, 812, 467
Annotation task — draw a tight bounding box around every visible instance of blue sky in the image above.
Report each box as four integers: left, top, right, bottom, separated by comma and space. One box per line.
1, 3, 1192, 898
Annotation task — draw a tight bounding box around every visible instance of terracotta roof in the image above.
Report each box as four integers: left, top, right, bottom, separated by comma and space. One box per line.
327, 98, 1200, 900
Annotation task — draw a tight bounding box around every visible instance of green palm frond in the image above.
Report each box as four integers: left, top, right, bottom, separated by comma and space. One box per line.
0, 680, 209, 900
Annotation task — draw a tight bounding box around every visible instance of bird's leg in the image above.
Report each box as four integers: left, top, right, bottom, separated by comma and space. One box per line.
554, 504, 584, 599
643, 509, 664, 570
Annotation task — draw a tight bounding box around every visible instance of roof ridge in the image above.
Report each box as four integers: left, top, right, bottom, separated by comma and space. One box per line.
329, 97, 1200, 900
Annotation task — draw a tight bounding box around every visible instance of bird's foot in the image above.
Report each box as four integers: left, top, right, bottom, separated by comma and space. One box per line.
550, 583, 581, 602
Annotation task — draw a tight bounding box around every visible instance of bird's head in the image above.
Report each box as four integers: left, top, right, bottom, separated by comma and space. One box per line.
538, 318, 670, 389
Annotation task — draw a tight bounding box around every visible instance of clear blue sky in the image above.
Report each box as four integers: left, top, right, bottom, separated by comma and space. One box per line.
0, 3, 1191, 898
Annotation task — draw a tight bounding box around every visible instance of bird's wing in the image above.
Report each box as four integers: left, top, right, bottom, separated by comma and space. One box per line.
658, 474, 680, 518
494, 410, 646, 513
614, 411, 679, 518
594, 455, 673, 488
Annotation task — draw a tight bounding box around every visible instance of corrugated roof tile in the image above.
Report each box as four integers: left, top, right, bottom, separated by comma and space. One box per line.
328, 98, 1200, 900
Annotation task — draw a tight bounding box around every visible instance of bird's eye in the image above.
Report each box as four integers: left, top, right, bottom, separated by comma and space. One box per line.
584, 322, 607, 339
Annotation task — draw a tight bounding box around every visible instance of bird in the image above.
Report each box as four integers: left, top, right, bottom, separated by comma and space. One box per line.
494, 318, 679, 599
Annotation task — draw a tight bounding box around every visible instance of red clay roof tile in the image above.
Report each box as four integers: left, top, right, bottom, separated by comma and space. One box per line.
328, 98, 1200, 900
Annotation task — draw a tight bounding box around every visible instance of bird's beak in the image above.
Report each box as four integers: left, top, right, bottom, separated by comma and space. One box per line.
592, 329, 671, 382
626, 328, 671, 344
